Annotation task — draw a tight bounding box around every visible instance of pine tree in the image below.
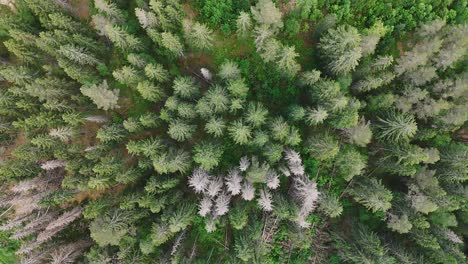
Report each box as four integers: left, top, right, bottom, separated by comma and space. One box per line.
173, 76, 199, 98
245, 102, 268, 128
58, 44, 99, 66
227, 78, 249, 99
258, 188, 273, 211
184, 20, 213, 50
105, 24, 142, 51
293, 175, 320, 228
226, 169, 242, 195
135, 8, 158, 29
258, 38, 281, 62
96, 124, 127, 143
229, 203, 249, 230
300, 70, 321, 86
361, 21, 387, 56
80, 80, 119, 110
394, 37, 442, 76
306, 133, 339, 161
159, 32, 184, 56
127, 53, 149, 68
205, 85, 230, 113
349, 178, 393, 213
198, 196, 212, 217
333, 224, 397, 263
144, 63, 169, 82
204, 117, 226, 137
335, 147, 367, 181
277, 45, 301, 77
214, 192, 231, 216
94, 0, 124, 22
319, 25, 362, 75
269, 116, 289, 142
219, 60, 241, 80
250, 0, 283, 31
377, 111, 418, 142
167, 203, 196, 233
136, 81, 164, 102
387, 213, 412, 234
236, 11, 252, 36
90, 209, 131, 246
344, 118, 373, 147
434, 24, 468, 69
49, 127, 75, 142
319, 193, 343, 218
229, 120, 252, 145
167, 119, 196, 142
193, 142, 224, 170
235, 236, 255, 262
305, 107, 328, 125
113, 66, 142, 86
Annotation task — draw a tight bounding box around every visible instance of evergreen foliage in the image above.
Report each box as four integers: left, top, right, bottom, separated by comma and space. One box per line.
0, 1, 465, 263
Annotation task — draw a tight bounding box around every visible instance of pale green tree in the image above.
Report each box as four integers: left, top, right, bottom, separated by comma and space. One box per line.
144, 63, 169, 82
319, 193, 343, 218
245, 102, 268, 127
300, 70, 321, 86
184, 20, 213, 50
167, 119, 196, 142
90, 209, 132, 246
80, 80, 119, 110
113, 66, 142, 86
227, 78, 249, 98
205, 86, 230, 113
94, 0, 124, 22
173, 76, 199, 98
205, 117, 226, 137
306, 133, 339, 161
344, 118, 373, 147
305, 107, 328, 125
277, 46, 301, 77
193, 142, 224, 170
236, 11, 252, 36
160, 32, 184, 56
96, 124, 127, 143
104, 24, 142, 51
136, 81, 164, 102
335, 147, 367, 181
350, 178, 393, 213
229, 120, 252, 145
377, 111, 418, 142
219, 60, 241, 80
251, 0, 283, 30
319, 25, 362, 75
58, 44, 99, 66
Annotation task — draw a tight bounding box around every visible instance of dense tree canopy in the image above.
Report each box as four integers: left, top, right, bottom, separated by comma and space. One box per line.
0, 0, 466, 263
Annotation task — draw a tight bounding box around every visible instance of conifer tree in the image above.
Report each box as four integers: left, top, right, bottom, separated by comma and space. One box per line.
80, 80, 119, 111
104, 24, 142, 51
193, 142, 224, 171
377, 111, 418, 142
236, 11, 252, 36
136, 81, 164, 102
349, 178, 393, 213
183, 20, 213, 51
167, 119, 196, 142
251, 0, 283, 31
319, 25, 362, 75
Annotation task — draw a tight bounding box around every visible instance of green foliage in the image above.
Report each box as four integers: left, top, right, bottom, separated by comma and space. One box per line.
193, 141, 224, 170
319, 25, 362, 75
0, 1, 466, 263
350, 178, 393, 213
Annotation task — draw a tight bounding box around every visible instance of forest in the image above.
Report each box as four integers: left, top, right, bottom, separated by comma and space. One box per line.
0, 0, 466, 263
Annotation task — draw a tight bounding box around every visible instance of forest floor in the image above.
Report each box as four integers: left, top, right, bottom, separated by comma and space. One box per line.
71, 0, 91, 19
